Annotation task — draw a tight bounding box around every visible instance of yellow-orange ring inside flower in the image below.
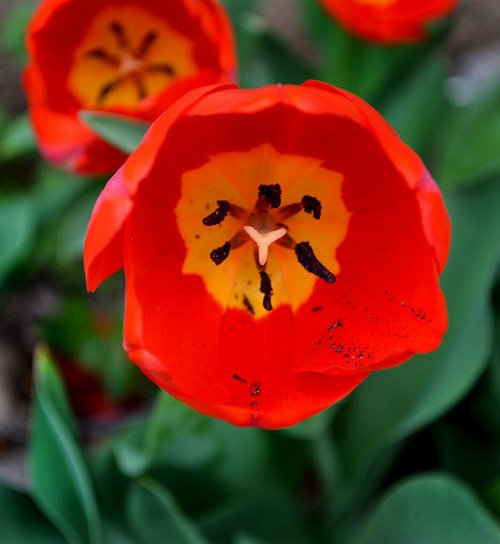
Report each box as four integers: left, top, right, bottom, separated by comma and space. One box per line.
176, 143, 351, 318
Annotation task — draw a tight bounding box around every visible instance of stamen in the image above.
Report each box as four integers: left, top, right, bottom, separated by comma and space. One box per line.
295, 242, 336, 283
146, 64, 176, 77
135, 30, 158, 58
210, 241, 231, 265
301, 195, 322, 219
258, 184, 281, 209
109, 21, 129, 49
97, 78, 124, 104
259, 271, 273, 311
85, 48, 120, 66
202, 200, 231, 226
131, 73, 147, 100
277, 203, 302, 219
243, 225, 287, 266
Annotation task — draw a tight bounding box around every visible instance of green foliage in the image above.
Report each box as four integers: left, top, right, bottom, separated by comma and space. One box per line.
0, 482, 65, 544
79, 112, 149, 155
434, 81, 500, 188
0, 113, 37, 161
2, 1, 500, 543
331, 177, 500, 519
126, 478, 208, 544
357, 474, 500, 544
30, 348, 102, 544
0, 192, 37, 284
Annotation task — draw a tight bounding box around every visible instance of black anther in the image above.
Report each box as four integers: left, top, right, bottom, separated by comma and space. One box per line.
210, 242, 231, 265
301, 195, 322, 219
258, 184, 282, 209
295, 242, 336, 283
202, 200, 231, 226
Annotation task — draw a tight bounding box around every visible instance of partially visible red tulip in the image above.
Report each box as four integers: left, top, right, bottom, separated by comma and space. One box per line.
318, 0, 458, 44
84, 81, 450, 429
24, 0, 236, 174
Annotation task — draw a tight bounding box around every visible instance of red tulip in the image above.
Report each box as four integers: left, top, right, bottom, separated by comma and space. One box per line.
84, 81, 450, 429
318, 0, 458, 44
24, 0, 236, 174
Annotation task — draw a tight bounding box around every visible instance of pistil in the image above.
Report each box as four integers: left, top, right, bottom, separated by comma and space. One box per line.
243, 225, 287, 266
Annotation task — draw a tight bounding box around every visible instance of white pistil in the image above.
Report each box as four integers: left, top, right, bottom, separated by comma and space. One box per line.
243, 225, 287, 266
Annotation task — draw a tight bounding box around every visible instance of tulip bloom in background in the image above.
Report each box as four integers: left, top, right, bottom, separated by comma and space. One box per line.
23, 0, 236, 175
318, 0, 458, 44
84, 81, 450, 429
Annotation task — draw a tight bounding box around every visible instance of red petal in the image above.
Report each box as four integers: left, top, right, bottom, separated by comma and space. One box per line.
84, 169, 131, 291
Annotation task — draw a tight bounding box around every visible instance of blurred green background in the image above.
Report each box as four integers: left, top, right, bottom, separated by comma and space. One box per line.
2, 0, 500, 542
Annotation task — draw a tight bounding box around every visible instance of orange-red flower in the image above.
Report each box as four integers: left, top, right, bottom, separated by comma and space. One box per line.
24, 0, 236, 174
84, 81, 450, 429
318, 0, 458, 44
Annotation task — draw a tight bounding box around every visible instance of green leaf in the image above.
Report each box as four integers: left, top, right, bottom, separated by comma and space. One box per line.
113, 392, 273, 512
0, 113, 36, 161
79, 111, 149, 154
380, 54, 448, 155
56, 183, 104, 265
0, 482, 66, 544
435, 81, 500, 188
127, 478, 208, 544
280, 404, 338, 440
113, 392, 219, 478
334, 176, 500, 515
29, 347, 103, 544
89, 446, 144, 544
357, 474, 500, 544
199, 490, 314, 544
0, 193, 37, 285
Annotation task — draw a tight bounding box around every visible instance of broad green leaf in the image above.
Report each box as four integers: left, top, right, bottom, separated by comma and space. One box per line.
380, 54, 448, 155
0, 482, 65, 544
0, 113, 36, 161
113, 392, 218, 478
79, 111, 149, 154
435, 81, 500, 188
199, 490, 313, 544
0, 193, 37, 285
30, 347, 103, 544
334, 177, 500, 514
89, 446, 144, 544
126, 478, 207, 544
145, 393, 273, 498
57, 184, 103, 264
357, 474, 500, 544
280, 404, 339, 440
31, 164, 93, 224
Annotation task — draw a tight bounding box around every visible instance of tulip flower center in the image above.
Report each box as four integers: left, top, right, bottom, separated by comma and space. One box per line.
202, 183, 336, 312
69, 6, 197, 108
176, 144, 351, 318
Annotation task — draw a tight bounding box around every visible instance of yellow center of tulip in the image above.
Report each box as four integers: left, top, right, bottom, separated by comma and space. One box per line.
175, 144, 351, 318
68, 6, 198, 108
